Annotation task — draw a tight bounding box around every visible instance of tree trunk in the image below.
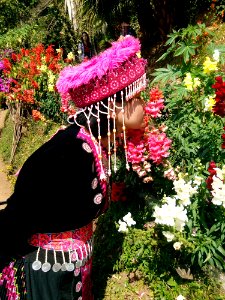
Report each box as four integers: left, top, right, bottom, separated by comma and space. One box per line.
9, 102, 23, 163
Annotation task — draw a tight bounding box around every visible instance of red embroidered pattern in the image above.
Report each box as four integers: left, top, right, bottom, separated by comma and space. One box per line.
29, 222, 93, 251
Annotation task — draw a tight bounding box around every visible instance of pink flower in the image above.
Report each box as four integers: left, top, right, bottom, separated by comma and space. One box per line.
164, 168, 177, 180
147, 132, 172, 164
127, 140, 146, 164
144, 98, 164, 118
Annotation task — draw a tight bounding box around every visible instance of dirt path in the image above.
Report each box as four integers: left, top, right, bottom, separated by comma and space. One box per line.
0, 109, 12, 208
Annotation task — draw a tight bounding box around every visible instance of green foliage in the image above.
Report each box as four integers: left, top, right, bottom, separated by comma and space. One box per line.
0, 24, 46, 51
156, 23, 213, 65
0, 112, 13, 162
0, 0, 26, 35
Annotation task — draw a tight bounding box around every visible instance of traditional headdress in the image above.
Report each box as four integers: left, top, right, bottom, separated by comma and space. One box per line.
56, 35, 147, 177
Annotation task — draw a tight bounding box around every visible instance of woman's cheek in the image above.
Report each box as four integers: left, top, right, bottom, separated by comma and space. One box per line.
124, 100, 145, 129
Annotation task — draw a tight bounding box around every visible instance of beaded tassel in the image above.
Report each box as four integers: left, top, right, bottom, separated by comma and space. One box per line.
112, 95, 117, 173
96, 102, 102, 163
107, 97, 112, 176
121, 90, 129, 170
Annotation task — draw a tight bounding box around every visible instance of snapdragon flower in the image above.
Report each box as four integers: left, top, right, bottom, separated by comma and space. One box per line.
193, 77, 201, 88
183, 72, 193, 90
213, 49, 220, 62
153, 197, 188, 231
204, 95, 216, 112
118, 220, 128, 232
162, 231, 175, 242
183, 72, 201, 91
176, 295, 186, 300
123, 212, 136, 226
203, 57, 218, 74
193, 175, 203, 186
211, 173, 225, 207
118, 212, 136, 232
173, 241, 182, 250
173, 178, 198, 206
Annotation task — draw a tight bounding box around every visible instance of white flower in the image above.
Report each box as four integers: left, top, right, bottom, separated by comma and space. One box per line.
173, 242, 183, 250
173, 178, 198, 206
118, 213, 136, 233
176, 295, 186, 300
193, 176, 203, 186
162, 231, 175, 242
213, 49, 220, 62
118, 220, 128, 232
153, 197, 188, 231
214, 168, 224, 180
212, 172, 225, 207
211, 175, 225, 207
123, 212, 136, 226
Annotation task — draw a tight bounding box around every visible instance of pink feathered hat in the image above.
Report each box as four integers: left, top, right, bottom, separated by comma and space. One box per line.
56, 35, 147, 108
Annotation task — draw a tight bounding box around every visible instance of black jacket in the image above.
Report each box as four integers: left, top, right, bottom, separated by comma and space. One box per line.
0, 124, 107, 259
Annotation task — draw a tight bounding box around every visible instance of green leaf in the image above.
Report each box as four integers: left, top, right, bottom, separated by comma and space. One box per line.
167, 277, 177, 287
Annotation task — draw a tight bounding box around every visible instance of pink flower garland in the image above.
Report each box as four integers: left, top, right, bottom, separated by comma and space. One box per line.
127, 87, 172, 182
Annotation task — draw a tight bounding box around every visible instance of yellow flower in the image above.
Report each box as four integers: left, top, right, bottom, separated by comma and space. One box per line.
48, 84, 55, 92
204, 94, 216, 112
48, 76, 55, 84
67, 52, 75, 60
183, 72, 193, 91
56, 48, 62, 53
38, 65, 47, 72
203, 57, 218, 74
47, 70, 55, 84
193, 77, 201, 88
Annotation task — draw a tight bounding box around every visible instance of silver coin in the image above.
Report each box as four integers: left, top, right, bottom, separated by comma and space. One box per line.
61, 263, 67, 271
42, 262, 51, 272
32, 260, 42, 271
52, 263, 62, 272
75, 260, 82, 268
66, 263, 75, 272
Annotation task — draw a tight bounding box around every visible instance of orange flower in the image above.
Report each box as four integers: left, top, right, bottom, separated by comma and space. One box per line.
32, 109, 42, 121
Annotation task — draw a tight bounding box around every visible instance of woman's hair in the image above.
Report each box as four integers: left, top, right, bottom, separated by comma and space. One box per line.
81, 32, 91, 46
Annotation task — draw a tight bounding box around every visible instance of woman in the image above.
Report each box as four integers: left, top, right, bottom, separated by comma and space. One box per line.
0, 35, 147, 299
78, 32, 93, 62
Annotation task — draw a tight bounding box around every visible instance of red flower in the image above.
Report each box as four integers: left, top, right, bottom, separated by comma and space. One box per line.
212, 76, 225, 117
206, 161, 217, 190
31, 80, 39, 89
221, 127, 225, 149
2, 58, 11, 71
111, 182, 127, 202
